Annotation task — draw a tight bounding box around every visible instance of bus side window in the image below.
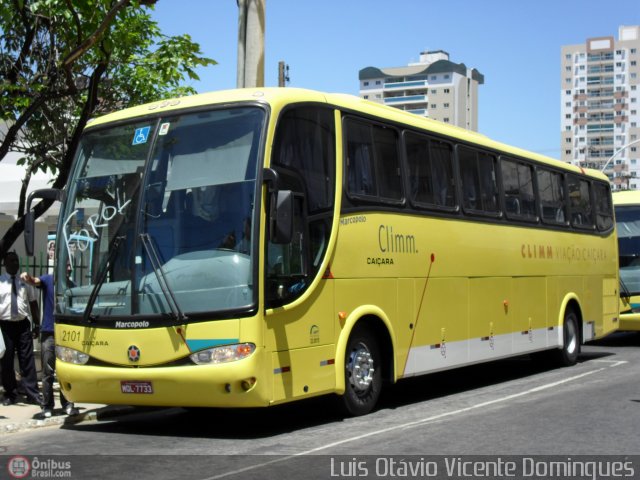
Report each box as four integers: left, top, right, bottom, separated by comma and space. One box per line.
405, 132, 454, 209
594, 182, 613, 231
347, 121, 376, 196
537, 168, 567, 225
345, 118, 402, 203
500, 157, 536, 220
568, 175, 594, 229
458, 146, 498, 214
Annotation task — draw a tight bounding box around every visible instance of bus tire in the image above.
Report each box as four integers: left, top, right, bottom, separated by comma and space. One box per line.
340, 326, 382, 416
555, 308, 580, 366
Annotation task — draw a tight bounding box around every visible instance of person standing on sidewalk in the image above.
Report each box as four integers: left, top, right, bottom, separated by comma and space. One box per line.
20, 271, 79, 418
0, 252, 42, 406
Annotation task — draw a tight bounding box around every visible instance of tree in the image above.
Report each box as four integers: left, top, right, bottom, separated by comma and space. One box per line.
0, 0, 216, 256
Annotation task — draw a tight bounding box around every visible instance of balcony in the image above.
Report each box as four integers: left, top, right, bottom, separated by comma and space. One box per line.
383, 80, 428, 90
384, 94, 428, 105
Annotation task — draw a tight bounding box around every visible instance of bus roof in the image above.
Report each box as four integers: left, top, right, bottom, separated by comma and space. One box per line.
87, 87, 608, 183
613, 190, 640, 205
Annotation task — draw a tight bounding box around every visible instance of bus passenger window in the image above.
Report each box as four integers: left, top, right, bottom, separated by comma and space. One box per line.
347, 121, 376, 196
568, 175, 594, 228
500, 158, 536, 220
594, 182, 613, 231
537, 169, 566, 224
345, 118, 402, 202
405, 132, 454, 209
458, 146, 498, 214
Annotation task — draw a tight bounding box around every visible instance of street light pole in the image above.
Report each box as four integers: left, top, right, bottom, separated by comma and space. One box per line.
600, 137, 640, 173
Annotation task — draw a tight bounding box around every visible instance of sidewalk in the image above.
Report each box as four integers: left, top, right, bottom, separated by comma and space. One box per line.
0, 383, 135, 434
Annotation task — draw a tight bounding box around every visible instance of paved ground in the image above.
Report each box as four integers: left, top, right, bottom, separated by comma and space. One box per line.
0, 383, 134, 434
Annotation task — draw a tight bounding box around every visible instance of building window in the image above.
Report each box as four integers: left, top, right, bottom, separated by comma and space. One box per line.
430, 104, 437, 109
364, 95, 369, 99
364, 81, 369, 86
443, 118, 450, 123
443, 103, 449, 108
444, 88, 450, 93
376, 80, 381, 85
431, 89, 437, 94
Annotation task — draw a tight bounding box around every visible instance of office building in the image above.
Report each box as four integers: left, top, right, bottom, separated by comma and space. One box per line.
359, 50, 484, 131
561, 25, 640, 189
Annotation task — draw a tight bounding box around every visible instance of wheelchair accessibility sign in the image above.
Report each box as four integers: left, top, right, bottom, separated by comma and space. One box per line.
132, 126, 151, 145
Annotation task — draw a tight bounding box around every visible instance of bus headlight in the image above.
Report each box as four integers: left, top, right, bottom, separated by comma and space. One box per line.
56, 346, 90, 365
189, 343, 255, 365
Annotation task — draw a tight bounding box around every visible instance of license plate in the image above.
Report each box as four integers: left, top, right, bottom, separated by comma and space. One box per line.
120, 381, 153, 394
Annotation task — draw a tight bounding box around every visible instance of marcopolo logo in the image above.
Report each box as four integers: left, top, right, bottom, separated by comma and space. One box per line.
115, 320, 150, 329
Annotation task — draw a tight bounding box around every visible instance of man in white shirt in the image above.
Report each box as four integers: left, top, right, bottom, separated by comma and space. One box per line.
0, 251, 42, 406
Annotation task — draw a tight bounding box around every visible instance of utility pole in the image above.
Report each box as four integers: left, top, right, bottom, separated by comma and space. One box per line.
236, 0, 265, 88
278, 61, 290, 87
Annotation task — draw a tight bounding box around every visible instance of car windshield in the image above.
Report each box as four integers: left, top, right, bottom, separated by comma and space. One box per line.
55, 107, 265, 321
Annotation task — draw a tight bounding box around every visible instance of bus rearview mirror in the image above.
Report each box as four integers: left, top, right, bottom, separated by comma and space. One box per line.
24, 188, 66, 256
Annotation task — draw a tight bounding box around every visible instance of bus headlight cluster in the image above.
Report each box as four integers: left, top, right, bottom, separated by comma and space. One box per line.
189, 343, 255, 365
56, 346, 90, 365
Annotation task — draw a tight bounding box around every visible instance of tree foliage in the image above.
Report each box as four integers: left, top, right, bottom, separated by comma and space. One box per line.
0, 0, 216, 255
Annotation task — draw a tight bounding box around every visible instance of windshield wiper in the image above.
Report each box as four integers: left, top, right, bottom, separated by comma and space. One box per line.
139, 233, 187, 322
83, 235, 124, 323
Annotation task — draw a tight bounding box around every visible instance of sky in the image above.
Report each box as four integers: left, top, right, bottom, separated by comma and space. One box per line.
151, 0, 640, 158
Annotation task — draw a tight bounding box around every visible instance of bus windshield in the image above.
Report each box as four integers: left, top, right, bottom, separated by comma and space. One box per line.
616, 204, 640, 295
56, 107, 265, 321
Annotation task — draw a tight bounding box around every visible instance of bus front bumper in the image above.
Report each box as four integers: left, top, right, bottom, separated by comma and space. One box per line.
56, 355, 269, 408
619, 312, 640, 331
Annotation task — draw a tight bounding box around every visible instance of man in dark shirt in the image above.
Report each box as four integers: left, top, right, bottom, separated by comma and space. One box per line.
21, 272, 78, 417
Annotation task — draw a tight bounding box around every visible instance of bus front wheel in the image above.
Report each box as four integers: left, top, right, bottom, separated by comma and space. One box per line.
340, 326, 382, 416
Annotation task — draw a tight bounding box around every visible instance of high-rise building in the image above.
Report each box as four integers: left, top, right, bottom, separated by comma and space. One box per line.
561, 25, 640, 189
358, 50, 484, 131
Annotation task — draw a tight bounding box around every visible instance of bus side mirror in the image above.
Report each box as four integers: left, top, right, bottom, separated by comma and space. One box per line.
24, 188, 66, 256
263, 168, 293, 244
271, 190, 294, 244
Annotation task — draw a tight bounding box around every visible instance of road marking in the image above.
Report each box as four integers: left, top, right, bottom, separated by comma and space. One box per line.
590, 359, 628, 367
200, 365, 612, 479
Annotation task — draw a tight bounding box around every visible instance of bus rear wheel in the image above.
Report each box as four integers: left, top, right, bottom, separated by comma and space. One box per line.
340, 326, 382, 416
555, 308, 580, 366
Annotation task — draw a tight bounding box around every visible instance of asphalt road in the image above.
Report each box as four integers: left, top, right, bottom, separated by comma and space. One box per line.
2, 332, 639, 479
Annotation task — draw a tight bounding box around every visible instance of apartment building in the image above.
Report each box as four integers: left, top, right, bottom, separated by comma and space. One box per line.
359, 50, 484, 131
561, 25, 640, 189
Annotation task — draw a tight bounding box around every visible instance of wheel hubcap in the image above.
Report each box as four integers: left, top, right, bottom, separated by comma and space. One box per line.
566, 319, 577, 355
347, 342, 375, 392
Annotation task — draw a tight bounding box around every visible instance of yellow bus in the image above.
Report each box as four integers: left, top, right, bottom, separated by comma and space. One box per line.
26, 88, 619, 416
613, 190, 640, 330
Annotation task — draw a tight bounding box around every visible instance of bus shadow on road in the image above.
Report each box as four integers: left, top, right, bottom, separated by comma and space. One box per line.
61, 345, 624, 440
